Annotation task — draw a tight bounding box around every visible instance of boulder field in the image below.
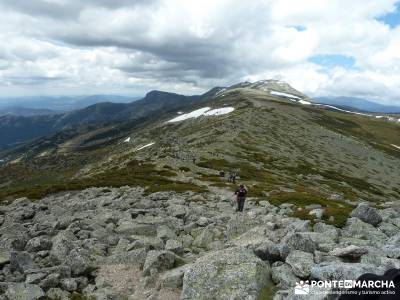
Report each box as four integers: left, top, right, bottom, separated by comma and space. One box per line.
0, 187, 399, 299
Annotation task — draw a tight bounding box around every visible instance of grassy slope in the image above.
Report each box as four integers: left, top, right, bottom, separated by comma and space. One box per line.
0, 89, 399, 227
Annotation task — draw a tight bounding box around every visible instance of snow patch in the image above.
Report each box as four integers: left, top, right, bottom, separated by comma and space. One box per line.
167, 107, 211, 123
167, 106, 235, 123
270, 91, 301, 100
136, 142, 155, 151
391, 144, 400, 150
203, 107, 235, 116
299, 100, 311, 105
124, 137, 131, 143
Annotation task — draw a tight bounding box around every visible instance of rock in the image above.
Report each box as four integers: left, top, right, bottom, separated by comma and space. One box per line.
329, 245, 368, 259
313, 223, 339, 242
26, 273, 47, 284
309, 209, 324, 219
0, 250, 11, 266
281, 232, 318, 256
169, 205, 187, 218
165, 239, 184, 255
116, 221, 156, 236
378, 222, 399, 237
311, 262, 378, 281
66, 248, 95, 276
142, 250, 175, 276
181, 247, 270, 300
286, 250, 314, 278
50, 230, 77, 262
341, 218, 387, 242
25, 236, 52, 252
128, 235, 164, 251
46, 288, 70, 300
253, 240, 281, 262
5, 283, 45, 300
192, 226, 215, 249
350, 203, 382, 226
382, 233, 400, 258
157, 225, 177, 241
196, 217, 209, 227
271, 261, 299, 289
159, 265, 188, 288
10, 251, 36, 273
39, 273, 60, 290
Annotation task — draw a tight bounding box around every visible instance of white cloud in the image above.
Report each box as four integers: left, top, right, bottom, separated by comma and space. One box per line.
0, 0, 399, 105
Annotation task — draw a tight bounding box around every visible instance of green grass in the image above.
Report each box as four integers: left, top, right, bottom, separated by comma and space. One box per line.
0, 159, 207, 201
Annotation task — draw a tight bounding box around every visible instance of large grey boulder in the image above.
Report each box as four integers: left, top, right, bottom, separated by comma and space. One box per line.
382, 233, 400, 258
181, 247, 270, 300
271, 261, 299, 289
159, 265, 189, 288
66, 248, 95, 276
50, 230, 77, 262
286, 250, 314, 278
25, 236, 52, 252
311, 262, 377, 281
350, 203, 382, 226
341, 218, 387, 244
142, 250, 175, 276
5, 283, 45, 300
10, 252, 36, 273
329, 245, 368, 260
116, 221, 156, 236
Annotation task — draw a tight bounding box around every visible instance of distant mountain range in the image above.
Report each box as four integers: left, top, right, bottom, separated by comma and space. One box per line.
315, 96, 400, 114
0, 107, 61, 117
0, 90, 213, 150
0, 94, 138, 112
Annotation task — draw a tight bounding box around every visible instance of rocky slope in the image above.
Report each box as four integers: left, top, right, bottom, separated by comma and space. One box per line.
0, 186, 399, 299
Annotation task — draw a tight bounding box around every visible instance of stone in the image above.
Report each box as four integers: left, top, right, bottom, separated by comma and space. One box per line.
313, 223, 339, 242
196, 217, 209, 227
311, 262, 378, 281
25, 236, 52, 252
66, 248, 94, 276
341, 218, 387, 243
50, 230, 77, 263
286, 250, 314, 278
271, 261, 299, 289
165, 239, 184, 255
382, 233, 400, 258
10, 251, 36, 273
5, 283, 45, 300
25, 273, 46, 284
39, 273, 60, 290
0, 250, 11, 266
192, 226, 215, 249
159, 265, 188, 288
281, 232, 318, 256
329, 245, 368, 259
253, 240, 281, 262
46, 288, 70, 300
181, 247, 270, 300
156, 225, 177, 241
350, 203, 382, 226
142, 250, 175, 276
309, 209, 324, 219
169, 205, 187, 218
116, 221, 156, 236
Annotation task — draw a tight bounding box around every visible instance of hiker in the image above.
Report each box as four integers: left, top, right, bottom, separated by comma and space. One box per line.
219, 170, 225, 178
234, 184, 247, 212
232, 172, 237, 184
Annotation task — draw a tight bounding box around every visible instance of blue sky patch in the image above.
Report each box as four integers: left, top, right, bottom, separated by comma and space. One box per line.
376, 2, 400, 28
309, 54, 356, 69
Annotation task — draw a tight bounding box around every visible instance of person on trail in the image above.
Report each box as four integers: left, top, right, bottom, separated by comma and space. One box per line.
234, 184, 247, 212
232, 172, 237, 184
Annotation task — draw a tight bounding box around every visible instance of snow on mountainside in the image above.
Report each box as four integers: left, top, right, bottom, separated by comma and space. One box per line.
167, 107, 235, 123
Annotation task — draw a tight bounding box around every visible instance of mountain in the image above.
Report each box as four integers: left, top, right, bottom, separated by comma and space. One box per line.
1, 79, 399, 206
0, 90, 216, 150
316, 96, 400, 113
1, 79, 400, 298
0, 107, 60, 117
0, 94, 137, 111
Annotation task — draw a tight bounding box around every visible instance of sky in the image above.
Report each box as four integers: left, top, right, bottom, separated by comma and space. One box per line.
1, 0, 400, 105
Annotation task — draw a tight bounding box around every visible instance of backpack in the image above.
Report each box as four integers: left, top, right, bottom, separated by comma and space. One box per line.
237, 187, 246, 197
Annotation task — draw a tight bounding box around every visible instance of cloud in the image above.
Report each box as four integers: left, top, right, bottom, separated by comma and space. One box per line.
0, 0, 400, 105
